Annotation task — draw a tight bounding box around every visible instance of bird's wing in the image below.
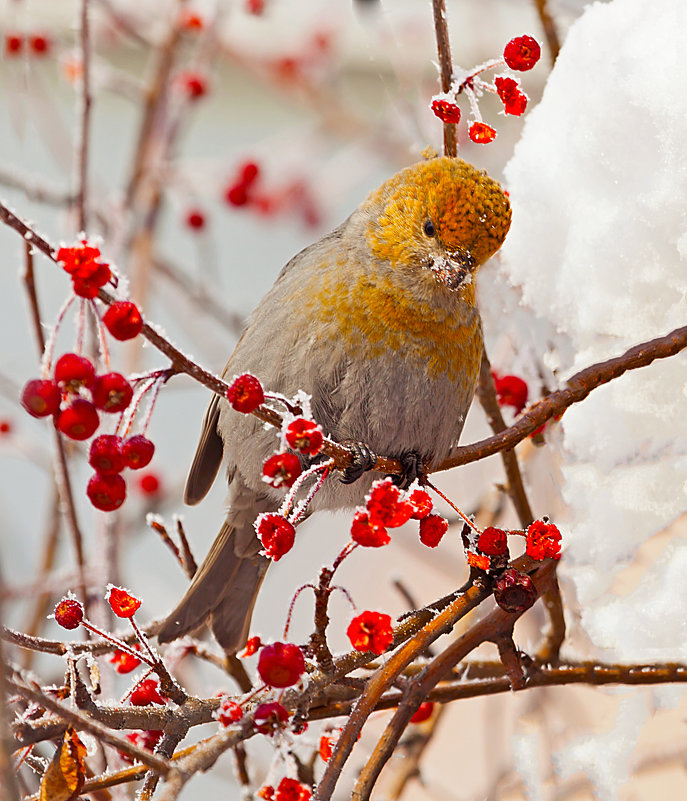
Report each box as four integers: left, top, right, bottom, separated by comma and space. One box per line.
184, 393, 225, 505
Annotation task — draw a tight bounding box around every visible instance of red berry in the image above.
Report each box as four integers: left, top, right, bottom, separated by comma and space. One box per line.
0, 419, 12, 435
246, 0, 266, 14
57, 400, 100, 440
256, 514, 296, 561
366, 478, 413, 528
408, 488, 433, 520
5, 34, 23, 55
177, 71, 208, 99
179, 10, 204, 30
257, 642, 305, 688
89, 435, 125, 475
494, 568, 537, 613
319, 732, 339, 762
21, 379, 61, 418
138, 471, 161, 496
284, 418, 324, 456
225, 183, 250, 207
493, 373, 529, 414
469, 122, 497, 144
54, 597, 84, 630
477, 526, 508, 556
526, 519, 562, 561
503, 35, 541, 71
54, 353, 96, 391
87, 472, 127, 511
119, 729, 163, 763
29, 34, 50, 55
239, 161, 260, 184
227, 373, 264, 413
410, 702, 435, 723
431, 99, 461, 124
347, 610, 394, 655
129, 678, 165, 706
110, 647, 141, 674
92, 373, 133, 413
253, 701, 288, 735
185, 209, 206, 230
418, 514, 448, 547
350, 509, 390, 548
216, 697, 243, 726
262, 452, 302, 488
241, 635, 263, 657
103, 301, 143, 341
494, 76, 528, 116
122, 435, 155, 469
107, 585, 141, 618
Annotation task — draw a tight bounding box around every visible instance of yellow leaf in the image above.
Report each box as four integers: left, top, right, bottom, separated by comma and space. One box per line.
39, 726, 87, 801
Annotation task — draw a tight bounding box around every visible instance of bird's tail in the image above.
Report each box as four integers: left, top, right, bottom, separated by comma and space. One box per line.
157, 517, 269, 653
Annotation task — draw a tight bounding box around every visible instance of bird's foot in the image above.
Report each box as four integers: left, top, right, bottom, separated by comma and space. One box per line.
392, 450, 426, 490
339, 440, 377, 484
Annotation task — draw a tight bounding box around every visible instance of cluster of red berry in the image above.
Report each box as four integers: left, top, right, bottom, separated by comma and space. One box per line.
431, 34, 541, 144
258, 777, 312, 801
351, 478, 449, 549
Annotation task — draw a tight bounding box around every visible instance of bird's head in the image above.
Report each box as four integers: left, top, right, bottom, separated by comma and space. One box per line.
363, 156, 511, 292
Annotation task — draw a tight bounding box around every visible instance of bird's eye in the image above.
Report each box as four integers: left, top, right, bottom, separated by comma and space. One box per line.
423, 219, 436, 238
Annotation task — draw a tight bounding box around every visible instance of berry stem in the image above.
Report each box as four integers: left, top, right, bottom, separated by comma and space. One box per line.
423, 479, 480, 534
74, 298, 87, 355
89, 299, 110, 370
283, 583, 316, 640
80, 620, 155, 667
41, 294, 75, 377
278, 459, 333, 521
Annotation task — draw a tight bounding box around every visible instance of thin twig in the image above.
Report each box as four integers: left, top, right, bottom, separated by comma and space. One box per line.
76, 0, 92, 231
533, 0, 561, 64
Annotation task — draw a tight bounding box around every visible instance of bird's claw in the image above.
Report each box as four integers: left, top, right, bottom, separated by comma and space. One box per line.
392, 450, 425, 490
339, 441, 377, 484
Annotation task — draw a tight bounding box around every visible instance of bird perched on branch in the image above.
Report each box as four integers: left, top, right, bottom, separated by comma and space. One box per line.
157, 156, 511, 653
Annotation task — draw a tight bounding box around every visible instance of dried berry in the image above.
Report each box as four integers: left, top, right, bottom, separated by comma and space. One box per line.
493, 568, 537, 613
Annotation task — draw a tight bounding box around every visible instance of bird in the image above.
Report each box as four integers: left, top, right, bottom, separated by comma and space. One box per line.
157, 155, 511, 653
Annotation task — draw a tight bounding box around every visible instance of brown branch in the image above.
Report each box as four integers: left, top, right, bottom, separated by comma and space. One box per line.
443, 325, 687, 470
533, 0, 561, 64
7, 675, 173, 774
432, 0, 458, 157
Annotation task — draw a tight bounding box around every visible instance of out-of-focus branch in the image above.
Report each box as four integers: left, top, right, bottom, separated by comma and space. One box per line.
76, 0, 93, 232
533, 0, 561, 64
432, 0, 458, 158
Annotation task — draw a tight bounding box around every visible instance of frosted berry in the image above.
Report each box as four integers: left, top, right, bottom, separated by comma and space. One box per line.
494, 76, 527, 116
87, 472, 126, 511
54, 353, 96, 391
92, 373, 133, 412
431, 99, 462, 124
257, 642, 305, 688
89, 435, 125, 475
107, 585, 141, 618
408, 488, 433, 520
216, 697, 243, 726
478, 526, 508, 556
503, 35, 541, 71
122, 435, 155, 469
227, 373, 264, 412
469, 122, 497, 144
526, 519, 562, 560
21, 379, 61, 418
129, 678, 165, 706
347, 610, 393, 655
57, 400, 100, 440
54, 597, 84, 630
103, 301, 143, 341
366, 478, 413, 528
253, 701, 289, 735
256, 514, 296, 561
493, 568, 537, 613
350, 509, 389, 547
285, 418, 324, 456
262, 452, 302, 488
418, 514, 448, 547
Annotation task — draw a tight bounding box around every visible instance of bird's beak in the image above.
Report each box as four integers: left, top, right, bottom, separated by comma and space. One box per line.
429, 250, 475, 291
